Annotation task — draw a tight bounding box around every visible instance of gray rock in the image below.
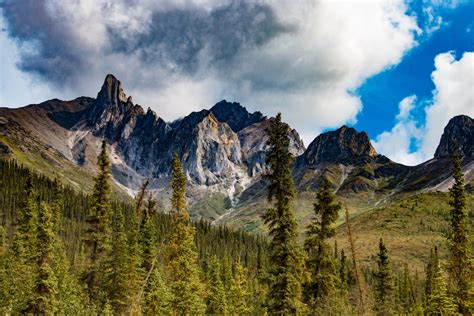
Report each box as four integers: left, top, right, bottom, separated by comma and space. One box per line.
434, 115, 473, 159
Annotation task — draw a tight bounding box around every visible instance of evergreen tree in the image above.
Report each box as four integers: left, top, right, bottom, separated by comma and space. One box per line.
230, 261, 251, 315
107, 209, 132, 314
374, 238, 394, 315
222, 252, 235, 296
128, 180, 150, 312
167, 154, 206, 314
262, 113, 304, 314
140, 194, 157, 273
143, 266, 172, 315
398, 263, 415, 314
137, 195, 172, 314
25, 202, 58, 314
206, 255, 228, 314
304, 179, 341, 309
447, 155, 471, 314
13, 171, 37, 259
50, 177, 63, 233
0, 174, 37, 313
425, 247, 456, 315
83, 140, 113, 306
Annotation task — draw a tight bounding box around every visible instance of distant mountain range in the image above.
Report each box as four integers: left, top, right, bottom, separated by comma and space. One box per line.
0, 74, 472, 231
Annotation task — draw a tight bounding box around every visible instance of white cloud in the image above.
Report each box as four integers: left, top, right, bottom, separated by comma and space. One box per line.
372, 96, 424, 165
2, 0, 420, 146
223, 0, 420, 144
373, 51, 474, 165
422, 51, 474, 157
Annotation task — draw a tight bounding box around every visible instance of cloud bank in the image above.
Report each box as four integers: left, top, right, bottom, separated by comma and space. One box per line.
372, 51, 474, 165
1, 0, 420, 145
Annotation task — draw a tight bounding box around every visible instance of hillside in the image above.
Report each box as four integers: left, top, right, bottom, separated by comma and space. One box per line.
334, 192, 474, 272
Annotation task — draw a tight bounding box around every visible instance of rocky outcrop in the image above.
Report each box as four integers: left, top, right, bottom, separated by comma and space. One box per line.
210, 100, 265, 132
62, 75, 306, 196
239, 118, 305, 176
434, 115, 473, 159
299, 125, 377, 167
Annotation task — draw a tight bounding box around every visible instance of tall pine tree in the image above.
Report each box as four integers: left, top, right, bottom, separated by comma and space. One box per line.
374, 238, 394, 315
425, 247, 456, 315
25, 202, 58, 314
106, 209, 132, 314
206, 255, 228, 314
167, 154, 206, 314
304, 179, 341, 309
83, 140, 113, 307
447, 155, 471, 314
13, 172, 37, 259
262, 113, 304, 314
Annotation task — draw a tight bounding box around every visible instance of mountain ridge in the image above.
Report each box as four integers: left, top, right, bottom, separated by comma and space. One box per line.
0, 74, 472, 228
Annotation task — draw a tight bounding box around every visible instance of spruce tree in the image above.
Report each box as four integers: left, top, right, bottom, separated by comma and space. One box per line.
206, 255, 228, 314
143, 265, 172, 315
447, 155, 471, 314
167, 154, 206, 314
1, 174, 37, 313
374, 238, 394, 315
107, 209, 131, 314
425, 249, 434, 303
50, 177, 63, 233
83, 140, 113, 306
230, 261, 251, 314
262, 113, 304, 314
25, 202, 58, 314
425, 247, 456, 315
304, 179, 341, 309
13, 172, 37, 259
137, 195, 172, 314
128, 180, 150, 312
398, 263, 415, 314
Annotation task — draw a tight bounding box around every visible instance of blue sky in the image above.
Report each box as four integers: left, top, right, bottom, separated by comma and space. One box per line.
0, 0, 473, 165
356, 0, 473, 138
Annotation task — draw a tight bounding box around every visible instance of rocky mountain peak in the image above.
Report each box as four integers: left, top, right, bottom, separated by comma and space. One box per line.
210, 100, 265, 132
302, 125, 377, 166
87, 74, 148, 140
96, 74, 128, 107
434, 115, 473, 159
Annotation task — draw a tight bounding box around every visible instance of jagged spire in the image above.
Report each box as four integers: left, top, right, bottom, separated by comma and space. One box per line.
96, 74, 128, 107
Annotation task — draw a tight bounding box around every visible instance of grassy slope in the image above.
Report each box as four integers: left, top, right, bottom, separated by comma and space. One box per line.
222, 187, 473, 273
333, 192, 474, 272
0, 134, 130, 200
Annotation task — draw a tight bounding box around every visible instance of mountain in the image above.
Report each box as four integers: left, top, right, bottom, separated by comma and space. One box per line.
214, 115, 474, 230
434, 115, 473, 159
0, 74, 472, 228
0, 74, 304, 217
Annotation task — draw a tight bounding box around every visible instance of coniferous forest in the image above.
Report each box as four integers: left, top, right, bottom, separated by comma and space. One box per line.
0, 115, 472, 315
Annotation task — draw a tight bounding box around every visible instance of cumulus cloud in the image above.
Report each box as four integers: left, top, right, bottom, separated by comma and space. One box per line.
1, 0, 420, 144
373, 51, 474, 165
372, 96, 424, 165
422, 51, 474, 156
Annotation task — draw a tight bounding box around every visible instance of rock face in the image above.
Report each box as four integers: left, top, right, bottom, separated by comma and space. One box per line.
43, 74, 306, 198
210, 100, 265, 132
299, 125, 377, 167
434, 115, 473, 159
239, 118, 305, 176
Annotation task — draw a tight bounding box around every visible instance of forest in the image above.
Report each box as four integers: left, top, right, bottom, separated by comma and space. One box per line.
0, 114, 471, 315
